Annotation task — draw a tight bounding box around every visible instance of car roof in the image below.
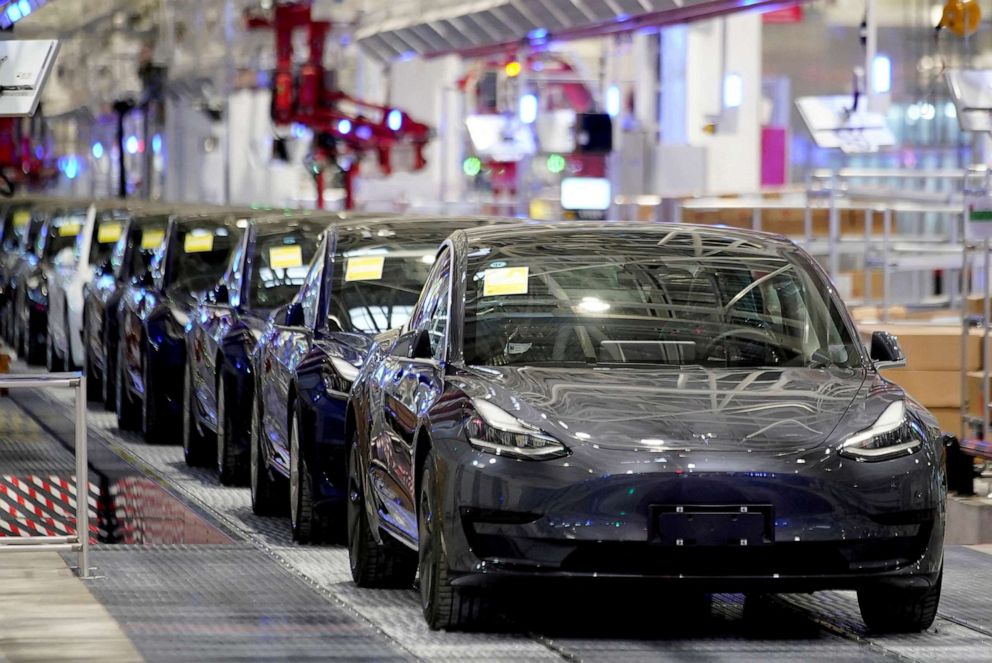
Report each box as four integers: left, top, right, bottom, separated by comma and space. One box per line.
457, 221, 797, 250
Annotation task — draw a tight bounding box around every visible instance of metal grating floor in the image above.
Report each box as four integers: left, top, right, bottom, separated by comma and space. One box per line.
5, 361, 991, 661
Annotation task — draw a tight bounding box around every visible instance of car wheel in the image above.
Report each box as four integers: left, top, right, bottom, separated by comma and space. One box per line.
103, 328, 116, 410
83, 316, 102, 401
347, 430, 416, 588
858, 568, 942, 633
141, 351, 164, 444
183, 362, 211, 466
26, 313, 45, 366
250, 397, 281, 516
46, 328, 64, 372
419, 449, 492, 631
116, 342, 141, 431
216, 373, 245, 486
290, 409, 326, 543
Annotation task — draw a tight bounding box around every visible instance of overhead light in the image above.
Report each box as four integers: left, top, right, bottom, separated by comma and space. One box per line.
463, 156, 482, 177
91, 142, 104, 160
505, 61, 522, 78
18, 0, 31, 17
151, 134, 162, 155
387, 109, 403, 131
724, 73, 743, 109
125, 136, 139, 155
606, 85, 621, 117
872, 54, 891, 94
577, 296, 610, 314
355, 125, 373, 140
519, 93, 538, 124
337, 119, 352, 135
528, 27, 548, 42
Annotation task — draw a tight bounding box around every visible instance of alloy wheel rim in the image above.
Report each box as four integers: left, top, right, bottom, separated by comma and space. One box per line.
289, 417, 300, 529
347, 443, 362, 568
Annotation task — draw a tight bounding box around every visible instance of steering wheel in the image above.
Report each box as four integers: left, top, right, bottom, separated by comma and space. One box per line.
701, 327, 781, 363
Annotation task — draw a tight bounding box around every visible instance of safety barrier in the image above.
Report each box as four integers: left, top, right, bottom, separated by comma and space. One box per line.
0, 372, 89, 578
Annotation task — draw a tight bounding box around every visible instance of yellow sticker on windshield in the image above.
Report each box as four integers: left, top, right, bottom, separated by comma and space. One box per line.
141, 229, 165, 250
269, 245, 304, 269
483, 267, 529, 297
345, 255, 385, 282
13, 210, 30, 228
58, 223, 81, 238
184, 232, 214, 253
97, 222, 123, 243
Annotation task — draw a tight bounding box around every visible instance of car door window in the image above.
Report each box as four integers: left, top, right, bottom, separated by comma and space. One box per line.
408, 249, 451, 361
299, 255, 324, 329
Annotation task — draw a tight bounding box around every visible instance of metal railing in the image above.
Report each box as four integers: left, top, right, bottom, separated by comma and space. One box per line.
0, 372, 89, 579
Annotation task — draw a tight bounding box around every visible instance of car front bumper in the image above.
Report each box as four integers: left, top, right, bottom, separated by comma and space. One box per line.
435, 439, 946, 591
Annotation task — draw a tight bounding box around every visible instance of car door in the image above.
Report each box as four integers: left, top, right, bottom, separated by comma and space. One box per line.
192, 229, 249, 430
261, 247, 323, 475
370, 248, 452, 542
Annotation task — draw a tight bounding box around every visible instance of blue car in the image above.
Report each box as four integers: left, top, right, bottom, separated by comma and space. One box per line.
82, 208, 170, 406
251, 216, 516, 543
185, 212, 340, 484
116, 210, 248, 443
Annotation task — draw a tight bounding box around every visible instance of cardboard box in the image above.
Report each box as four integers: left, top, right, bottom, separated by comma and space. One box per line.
929, 407, 963, 438
858, 324, 982, 372
883, 370, 962, 408
848, 270, 884, 299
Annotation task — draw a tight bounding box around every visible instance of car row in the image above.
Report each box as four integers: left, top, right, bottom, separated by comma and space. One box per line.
0, 198, 946, 634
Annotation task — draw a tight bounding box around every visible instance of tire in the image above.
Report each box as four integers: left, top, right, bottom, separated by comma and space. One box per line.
141, 350, 164, 444
183, 362, 211, 466
858, 568, 942, 633
25, 313, 45, 366
102, 325, 117, 410
290, 408, 328, 543
216, 373, 246, 486
347, 429, 416, 588
419, 449, 493, 631
250, 397, 281, 516
116, 342, 142, 432
46, 329, 64, 372
83, 316, 102, 401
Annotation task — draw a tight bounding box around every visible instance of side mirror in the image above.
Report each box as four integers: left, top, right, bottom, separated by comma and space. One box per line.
284, 302, 304, 327
132, 270, 154, 288
410, 328, 433, 360
213, 283, 229, 304
870, 331, 906, 370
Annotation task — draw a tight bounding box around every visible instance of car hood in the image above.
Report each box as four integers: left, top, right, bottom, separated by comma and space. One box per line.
453, 365, 869, 454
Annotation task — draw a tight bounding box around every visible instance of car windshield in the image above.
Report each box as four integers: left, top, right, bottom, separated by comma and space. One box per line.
166, 220, 242, 294
249, 228, 323, 309
328, 248, 435, 334
113, 216, 169, 278
89, 212, 129, 265
462, 229, 863, 370
2, 204, 32, 251
43, 211, 88, 260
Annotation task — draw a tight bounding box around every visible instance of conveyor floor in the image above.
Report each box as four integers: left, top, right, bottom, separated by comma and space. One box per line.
2, 357, 991, 661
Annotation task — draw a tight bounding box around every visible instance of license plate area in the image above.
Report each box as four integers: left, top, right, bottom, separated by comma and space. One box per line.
650, 504, 774, 547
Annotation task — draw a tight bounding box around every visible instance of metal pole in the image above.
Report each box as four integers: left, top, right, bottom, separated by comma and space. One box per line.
961, 238, 969, 438
828, 173, 840, 281
864, 209, 872, 305
864, 0, 877, 110
75, 377, 89, 579
751, 207, 761, 232
803, 203, 812, 248
882, 208, 892, 322
983, 238, 990, 446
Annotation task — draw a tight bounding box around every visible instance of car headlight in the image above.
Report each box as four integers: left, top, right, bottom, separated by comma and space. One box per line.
838, 401, 925, 461
322, 356, 360, 394
466, 399, 569, 460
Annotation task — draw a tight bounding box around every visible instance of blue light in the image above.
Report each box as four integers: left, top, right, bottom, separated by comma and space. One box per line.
125, 136, 139, 155
528, 27, 548, 41
151, 134, 162, 154
519, 93, 538, 124
64, 156, 79, 180
872, 54, 891, 94
606, 85, 621, 117
18, 0, 30, 17
398, 51, 416, 62
723, 73, 743, 108
91, 142, 104, 159
356, 125, 373, 141
337, 119, 352, 135
6, 4, 21, 22
616, 13, 630, 22
291, 122, 308, 138
387, 109, 403, 131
